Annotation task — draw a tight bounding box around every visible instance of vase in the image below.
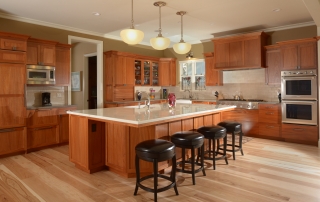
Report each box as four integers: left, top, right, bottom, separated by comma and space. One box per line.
168, 93, 176, 109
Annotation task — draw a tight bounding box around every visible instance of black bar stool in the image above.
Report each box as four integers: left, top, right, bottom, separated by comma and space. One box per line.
197, 125, 228, 170
134, 139, 179, 202
217, 121, 244, 160
171, 131, 206, 185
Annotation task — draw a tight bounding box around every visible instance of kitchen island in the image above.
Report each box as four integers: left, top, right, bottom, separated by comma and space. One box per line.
67, 103, 235, 178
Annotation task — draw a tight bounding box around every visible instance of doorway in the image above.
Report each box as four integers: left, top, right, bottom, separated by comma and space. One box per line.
88, 56, 97, 109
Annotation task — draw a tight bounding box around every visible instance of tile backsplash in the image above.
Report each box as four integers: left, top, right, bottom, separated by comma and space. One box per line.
26, 86, 67, 107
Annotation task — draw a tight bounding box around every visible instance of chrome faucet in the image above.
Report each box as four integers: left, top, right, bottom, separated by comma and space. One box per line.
144, 97, 151, 110
185, 89, 194, 99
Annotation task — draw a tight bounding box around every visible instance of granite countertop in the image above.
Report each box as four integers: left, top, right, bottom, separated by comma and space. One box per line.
27, 104, 77, 110
67, 103, 235, 125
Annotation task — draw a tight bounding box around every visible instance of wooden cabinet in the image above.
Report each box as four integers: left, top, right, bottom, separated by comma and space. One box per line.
258, 104, 281, 138
27, 126, 59, 149
0, 32, 29, 52
55, 43, 71, 85
58, 106, 76, 143
0, 97, 26, 129
264, 45, 281, 85
212, 32, 268, 70
281, 124, 318, 145
27, 38, 56, 66
221, 109, 259, 136
27, 108, 58, 128
278, 38, 318, 70
0, 50, 26, 64
203, 52, 223, 86
159, 58, 176, 86
0, 63, 25, 95
0, 127, 27, 156
134, 59, 159, 86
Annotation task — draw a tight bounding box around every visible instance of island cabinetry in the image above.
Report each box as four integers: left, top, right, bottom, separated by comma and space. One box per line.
159, 58, 176, 86
26, 108, 59, 150
278, 38, 318, 70
212, 32, 268, 70
55, 43, 71, 85
221, 109, 259, 136
258, 104, 281, 138
204, 52, 223, 86
264, 45, 281, 85
281, 124, 318, 145
27, 38, 56, 66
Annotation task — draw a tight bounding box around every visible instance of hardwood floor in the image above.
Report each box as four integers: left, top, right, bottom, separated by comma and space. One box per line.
0, 138, 320, 202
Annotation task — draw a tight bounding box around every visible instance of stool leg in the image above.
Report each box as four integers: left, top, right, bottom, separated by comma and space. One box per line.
201, 145, 206, 176
232, 132, 236, 160
208, 139, 212, 158
239, 132, 244, 156
181, 148, 185, 171
217, 139, 221, 154
212, 138, 216, 170
134, 155, 140, 195
153, 159, 158, 202
171, 155, 179, 196
224, 136, 228, 165
191, 148, 195, 185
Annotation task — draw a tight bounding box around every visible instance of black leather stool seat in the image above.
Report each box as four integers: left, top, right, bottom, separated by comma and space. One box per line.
218, 121, 242, 133
217, 121, 244, 160
171, 131, 206, 185
136, 139, 176, 162
134, 139, 178, 202
197, 125, 228, 170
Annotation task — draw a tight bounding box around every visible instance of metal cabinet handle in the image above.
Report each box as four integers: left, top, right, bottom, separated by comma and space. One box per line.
37, 108, 52, 111
293, 128, 304, 131
265, 112, 274, 115
0, 128, 15, 133
34, 126, 55, 131
266, 125, 274, 128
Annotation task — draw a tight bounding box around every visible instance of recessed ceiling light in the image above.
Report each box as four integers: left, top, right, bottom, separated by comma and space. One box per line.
272, 8, 281, 12
92, 12, 100, 16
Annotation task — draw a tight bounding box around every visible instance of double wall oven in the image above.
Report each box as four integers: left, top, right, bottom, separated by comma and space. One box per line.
281, 69, 318, 125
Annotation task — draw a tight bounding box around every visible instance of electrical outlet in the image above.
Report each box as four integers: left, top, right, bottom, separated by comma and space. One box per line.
57, 92, 62, 98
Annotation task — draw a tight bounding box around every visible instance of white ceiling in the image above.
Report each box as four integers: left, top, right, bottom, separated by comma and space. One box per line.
0, 0, 317, 47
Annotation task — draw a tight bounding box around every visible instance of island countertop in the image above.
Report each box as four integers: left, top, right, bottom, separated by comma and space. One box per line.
67, 103, 235, 126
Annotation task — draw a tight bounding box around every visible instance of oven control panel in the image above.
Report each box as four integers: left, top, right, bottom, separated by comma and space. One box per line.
281, 69, 317, 77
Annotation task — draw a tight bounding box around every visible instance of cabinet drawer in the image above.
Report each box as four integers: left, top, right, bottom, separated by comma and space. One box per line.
281, 124, 318, 142
58, 107, 77, 115
221, 109, 259, 122
259, 123, 280, 137
27, 109, 58, 128
0, 127, 26, 156
259, 104, 280, 111
27, 126, 59, 149
0, 38, 27, 51
0, 50, 26, 63
259, 109, 280, 123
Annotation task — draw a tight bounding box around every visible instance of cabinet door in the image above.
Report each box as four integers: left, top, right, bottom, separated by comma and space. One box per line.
281, 124, 318, 144
0, 96, 26, 129
27, 126, 59, 149
40, 44, 56, 66
152, 61, 159, 86
214, 42, 229, 68
55, 46, 70, 85
169, 60, 176, 86
27, 109, 58, 128
59, 114, 69, 143
0, 50, 26, 64
298, 42, 317, 69
114, 55, 126, 86
26, 42, 38, 65
244, 37, 260, 67
0, 38, 27, 51
229, 40, 243, 67
125, 57, 135, 85
265, 47, 281, 84
281, 45, 298, 70
143, 61, 151, 85
0, 63, 25, 94
0, 127, 26, 156
159, 60, 170, 86
204, 53, 223, 86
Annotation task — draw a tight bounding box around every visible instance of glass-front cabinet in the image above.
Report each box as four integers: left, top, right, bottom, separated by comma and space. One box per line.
134, 59, 159, 86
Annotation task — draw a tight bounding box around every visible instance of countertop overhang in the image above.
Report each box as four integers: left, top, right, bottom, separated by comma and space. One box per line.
67, 103, 235, 127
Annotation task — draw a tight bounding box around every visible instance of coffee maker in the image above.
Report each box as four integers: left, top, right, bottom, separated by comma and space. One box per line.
42, 92, 52, 106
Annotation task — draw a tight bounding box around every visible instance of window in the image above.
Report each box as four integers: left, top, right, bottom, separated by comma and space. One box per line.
179, 59, 205, 91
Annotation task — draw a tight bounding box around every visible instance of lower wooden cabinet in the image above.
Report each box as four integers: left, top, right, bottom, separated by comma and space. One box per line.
281, 124, 318, 145
258, 103, 281, 138
27, 126, 59, 149
0, 127, 26, 156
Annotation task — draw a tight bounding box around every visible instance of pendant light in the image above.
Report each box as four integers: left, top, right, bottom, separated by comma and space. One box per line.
173, 11, 191, 54
120, 0, 144, 45
150, 1, 170, 50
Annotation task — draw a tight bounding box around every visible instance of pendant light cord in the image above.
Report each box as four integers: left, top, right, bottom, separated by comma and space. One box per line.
158, 5, 162, 37
180, 13, 184, 42
130, 0, 134, 29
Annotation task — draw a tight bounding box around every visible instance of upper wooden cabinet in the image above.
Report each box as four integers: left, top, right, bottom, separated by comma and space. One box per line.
0, 32, 29, 52
277, 38, 318, 70
135, 59, 159, 86
55, 43, 71, 85
159, 58, 176, 86
203, 52, 223, 86
264, 45, 281, 85
27, 38, 57, 66
212, 32, 268, 70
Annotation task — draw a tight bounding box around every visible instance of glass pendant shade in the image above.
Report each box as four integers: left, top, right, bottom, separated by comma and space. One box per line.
173, 42, 191, 54
120, 29, 144, 45
150, 36, 170, 50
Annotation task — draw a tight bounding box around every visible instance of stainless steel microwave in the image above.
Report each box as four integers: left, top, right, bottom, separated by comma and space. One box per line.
26, 65, 55, 85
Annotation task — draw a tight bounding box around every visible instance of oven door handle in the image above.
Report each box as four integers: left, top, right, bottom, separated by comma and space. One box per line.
282, 76, 316, 80
282, 100, 317, 104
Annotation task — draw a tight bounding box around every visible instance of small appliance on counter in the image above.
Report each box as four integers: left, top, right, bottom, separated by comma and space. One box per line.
42, 92, 52, 106
162, 89, 168, 99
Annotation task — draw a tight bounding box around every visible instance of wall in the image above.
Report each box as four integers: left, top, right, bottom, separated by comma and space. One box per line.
26, 86, 66, 107
71, 42, 97, 110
